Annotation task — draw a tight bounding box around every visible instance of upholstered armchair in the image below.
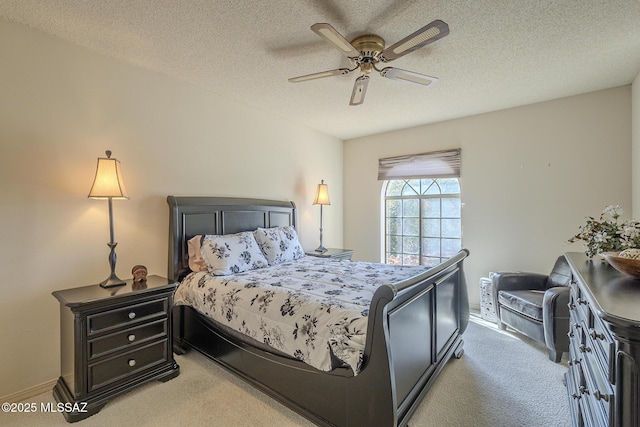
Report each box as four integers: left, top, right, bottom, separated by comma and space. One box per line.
491, 256, 572, 362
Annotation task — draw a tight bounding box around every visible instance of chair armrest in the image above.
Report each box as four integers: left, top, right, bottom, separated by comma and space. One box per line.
543, 286, 571, 356
542, 286, 570, 321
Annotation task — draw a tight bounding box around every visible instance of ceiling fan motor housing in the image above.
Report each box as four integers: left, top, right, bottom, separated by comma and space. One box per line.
351, 34, 385, 60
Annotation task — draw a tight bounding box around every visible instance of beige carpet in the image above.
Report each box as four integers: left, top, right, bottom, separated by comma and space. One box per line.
1, 314, 570, 427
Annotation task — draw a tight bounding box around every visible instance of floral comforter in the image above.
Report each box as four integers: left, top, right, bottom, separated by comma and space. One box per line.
174, 256, 426, 375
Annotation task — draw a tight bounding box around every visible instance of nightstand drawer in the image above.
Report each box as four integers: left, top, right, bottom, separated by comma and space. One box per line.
88, 319, 168, 360
88, 298, 168, 335
88, 339, 168, 392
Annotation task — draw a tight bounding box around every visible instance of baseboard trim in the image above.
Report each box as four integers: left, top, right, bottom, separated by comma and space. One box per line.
1, 378, 57, 403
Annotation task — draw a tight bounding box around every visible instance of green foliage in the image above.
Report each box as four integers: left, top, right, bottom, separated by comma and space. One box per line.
567, 205, 640, 257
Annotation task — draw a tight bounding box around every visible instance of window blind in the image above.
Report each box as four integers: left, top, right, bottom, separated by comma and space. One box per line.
378, 148, 461, 180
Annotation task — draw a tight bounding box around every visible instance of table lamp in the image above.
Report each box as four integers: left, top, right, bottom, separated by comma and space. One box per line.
88, 150, 129, 288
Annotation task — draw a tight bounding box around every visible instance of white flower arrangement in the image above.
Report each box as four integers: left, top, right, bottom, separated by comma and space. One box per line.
568, 205, 640, 257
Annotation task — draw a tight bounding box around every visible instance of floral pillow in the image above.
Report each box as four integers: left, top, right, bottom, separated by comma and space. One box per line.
201, 232, 269, 275
254, 226, 305, 265
187, 235, 208, 272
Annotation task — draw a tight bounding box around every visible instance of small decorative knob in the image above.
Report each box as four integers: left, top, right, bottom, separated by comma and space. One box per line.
128, 334, 136, 342
128, 312, 136, 319
593, 390, 609, 401
128, 359, 136, 367
590, 330, 604, 340
579, 344, 591, 353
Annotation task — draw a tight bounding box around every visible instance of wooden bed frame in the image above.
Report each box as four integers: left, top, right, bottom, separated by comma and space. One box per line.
167, 196, 470, 427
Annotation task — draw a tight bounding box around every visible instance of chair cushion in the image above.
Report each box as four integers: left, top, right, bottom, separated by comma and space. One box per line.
498, 289, 545, 321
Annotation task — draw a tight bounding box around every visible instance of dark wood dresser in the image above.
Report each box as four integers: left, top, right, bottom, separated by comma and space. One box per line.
564, 252, 640, 427
52, 275, 180, 422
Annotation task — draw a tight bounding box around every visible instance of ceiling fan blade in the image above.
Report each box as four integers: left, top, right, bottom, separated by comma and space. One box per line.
288, 68, 351, 83
349, 75, 370, 106
311, 23, 362, 59
380, 20, 449, 62
379, 67, 439, 86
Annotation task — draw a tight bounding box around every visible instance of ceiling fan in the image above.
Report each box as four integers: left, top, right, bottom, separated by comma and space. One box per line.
288, 20, 449, 106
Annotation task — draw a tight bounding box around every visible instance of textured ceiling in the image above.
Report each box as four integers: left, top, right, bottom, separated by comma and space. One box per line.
1, 0, 640, 140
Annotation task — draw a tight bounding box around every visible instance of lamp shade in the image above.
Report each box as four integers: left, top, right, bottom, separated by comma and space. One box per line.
88, 150, 129, 199
313, 180, 330, 206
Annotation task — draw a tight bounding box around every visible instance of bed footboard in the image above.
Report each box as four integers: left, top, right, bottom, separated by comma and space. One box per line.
371, 249, 470, 425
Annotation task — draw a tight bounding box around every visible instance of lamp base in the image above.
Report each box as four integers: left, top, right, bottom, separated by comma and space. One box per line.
100, 273, 126, 288
315, 245, 328, 253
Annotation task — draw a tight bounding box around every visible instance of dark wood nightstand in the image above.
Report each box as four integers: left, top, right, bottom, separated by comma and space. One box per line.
305, 248, 354, 261
52, 275, 180, 422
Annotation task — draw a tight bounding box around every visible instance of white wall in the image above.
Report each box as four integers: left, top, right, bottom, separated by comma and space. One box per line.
0, 20, 343, 398
633, 72, 640, 216
344, 87, 632, 308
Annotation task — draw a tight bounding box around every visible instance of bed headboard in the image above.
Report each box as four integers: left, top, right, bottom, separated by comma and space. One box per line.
167, 196, 297, 282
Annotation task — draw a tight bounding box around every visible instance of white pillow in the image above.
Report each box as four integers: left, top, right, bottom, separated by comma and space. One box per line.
254, 226, 305, 265
187, 235, 208, 272
201, 232, 269, 275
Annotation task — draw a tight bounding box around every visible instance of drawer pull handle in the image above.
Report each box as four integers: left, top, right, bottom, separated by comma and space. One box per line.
567, 331, 574, 338
128, 312, 136, 320
568, 302, 576, 309
594, 390, 609, 402
571, 393, 581, 400
577, 298, 587, 305
590, 330, 605, 341
128, 334, 136, 342
579, 344, 591, 353
128, 359, 136, 367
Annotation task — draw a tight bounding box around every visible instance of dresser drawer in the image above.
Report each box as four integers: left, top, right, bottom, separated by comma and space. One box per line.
565, 370, 582, 427
568, 336, 584, 387
87, 298, 168, 335
585, 307, 615, 383
88, 339, 168, 392
581, 349, 614, 426
88, 319, 168, 360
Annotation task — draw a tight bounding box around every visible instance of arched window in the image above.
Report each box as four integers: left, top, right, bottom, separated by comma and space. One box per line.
384, 178, 461, 266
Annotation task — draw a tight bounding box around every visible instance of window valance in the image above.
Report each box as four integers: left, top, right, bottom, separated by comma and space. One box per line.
378, 148, 461, 180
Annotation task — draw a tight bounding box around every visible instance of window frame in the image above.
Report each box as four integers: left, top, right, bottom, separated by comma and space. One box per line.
383, 178, 461, 266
